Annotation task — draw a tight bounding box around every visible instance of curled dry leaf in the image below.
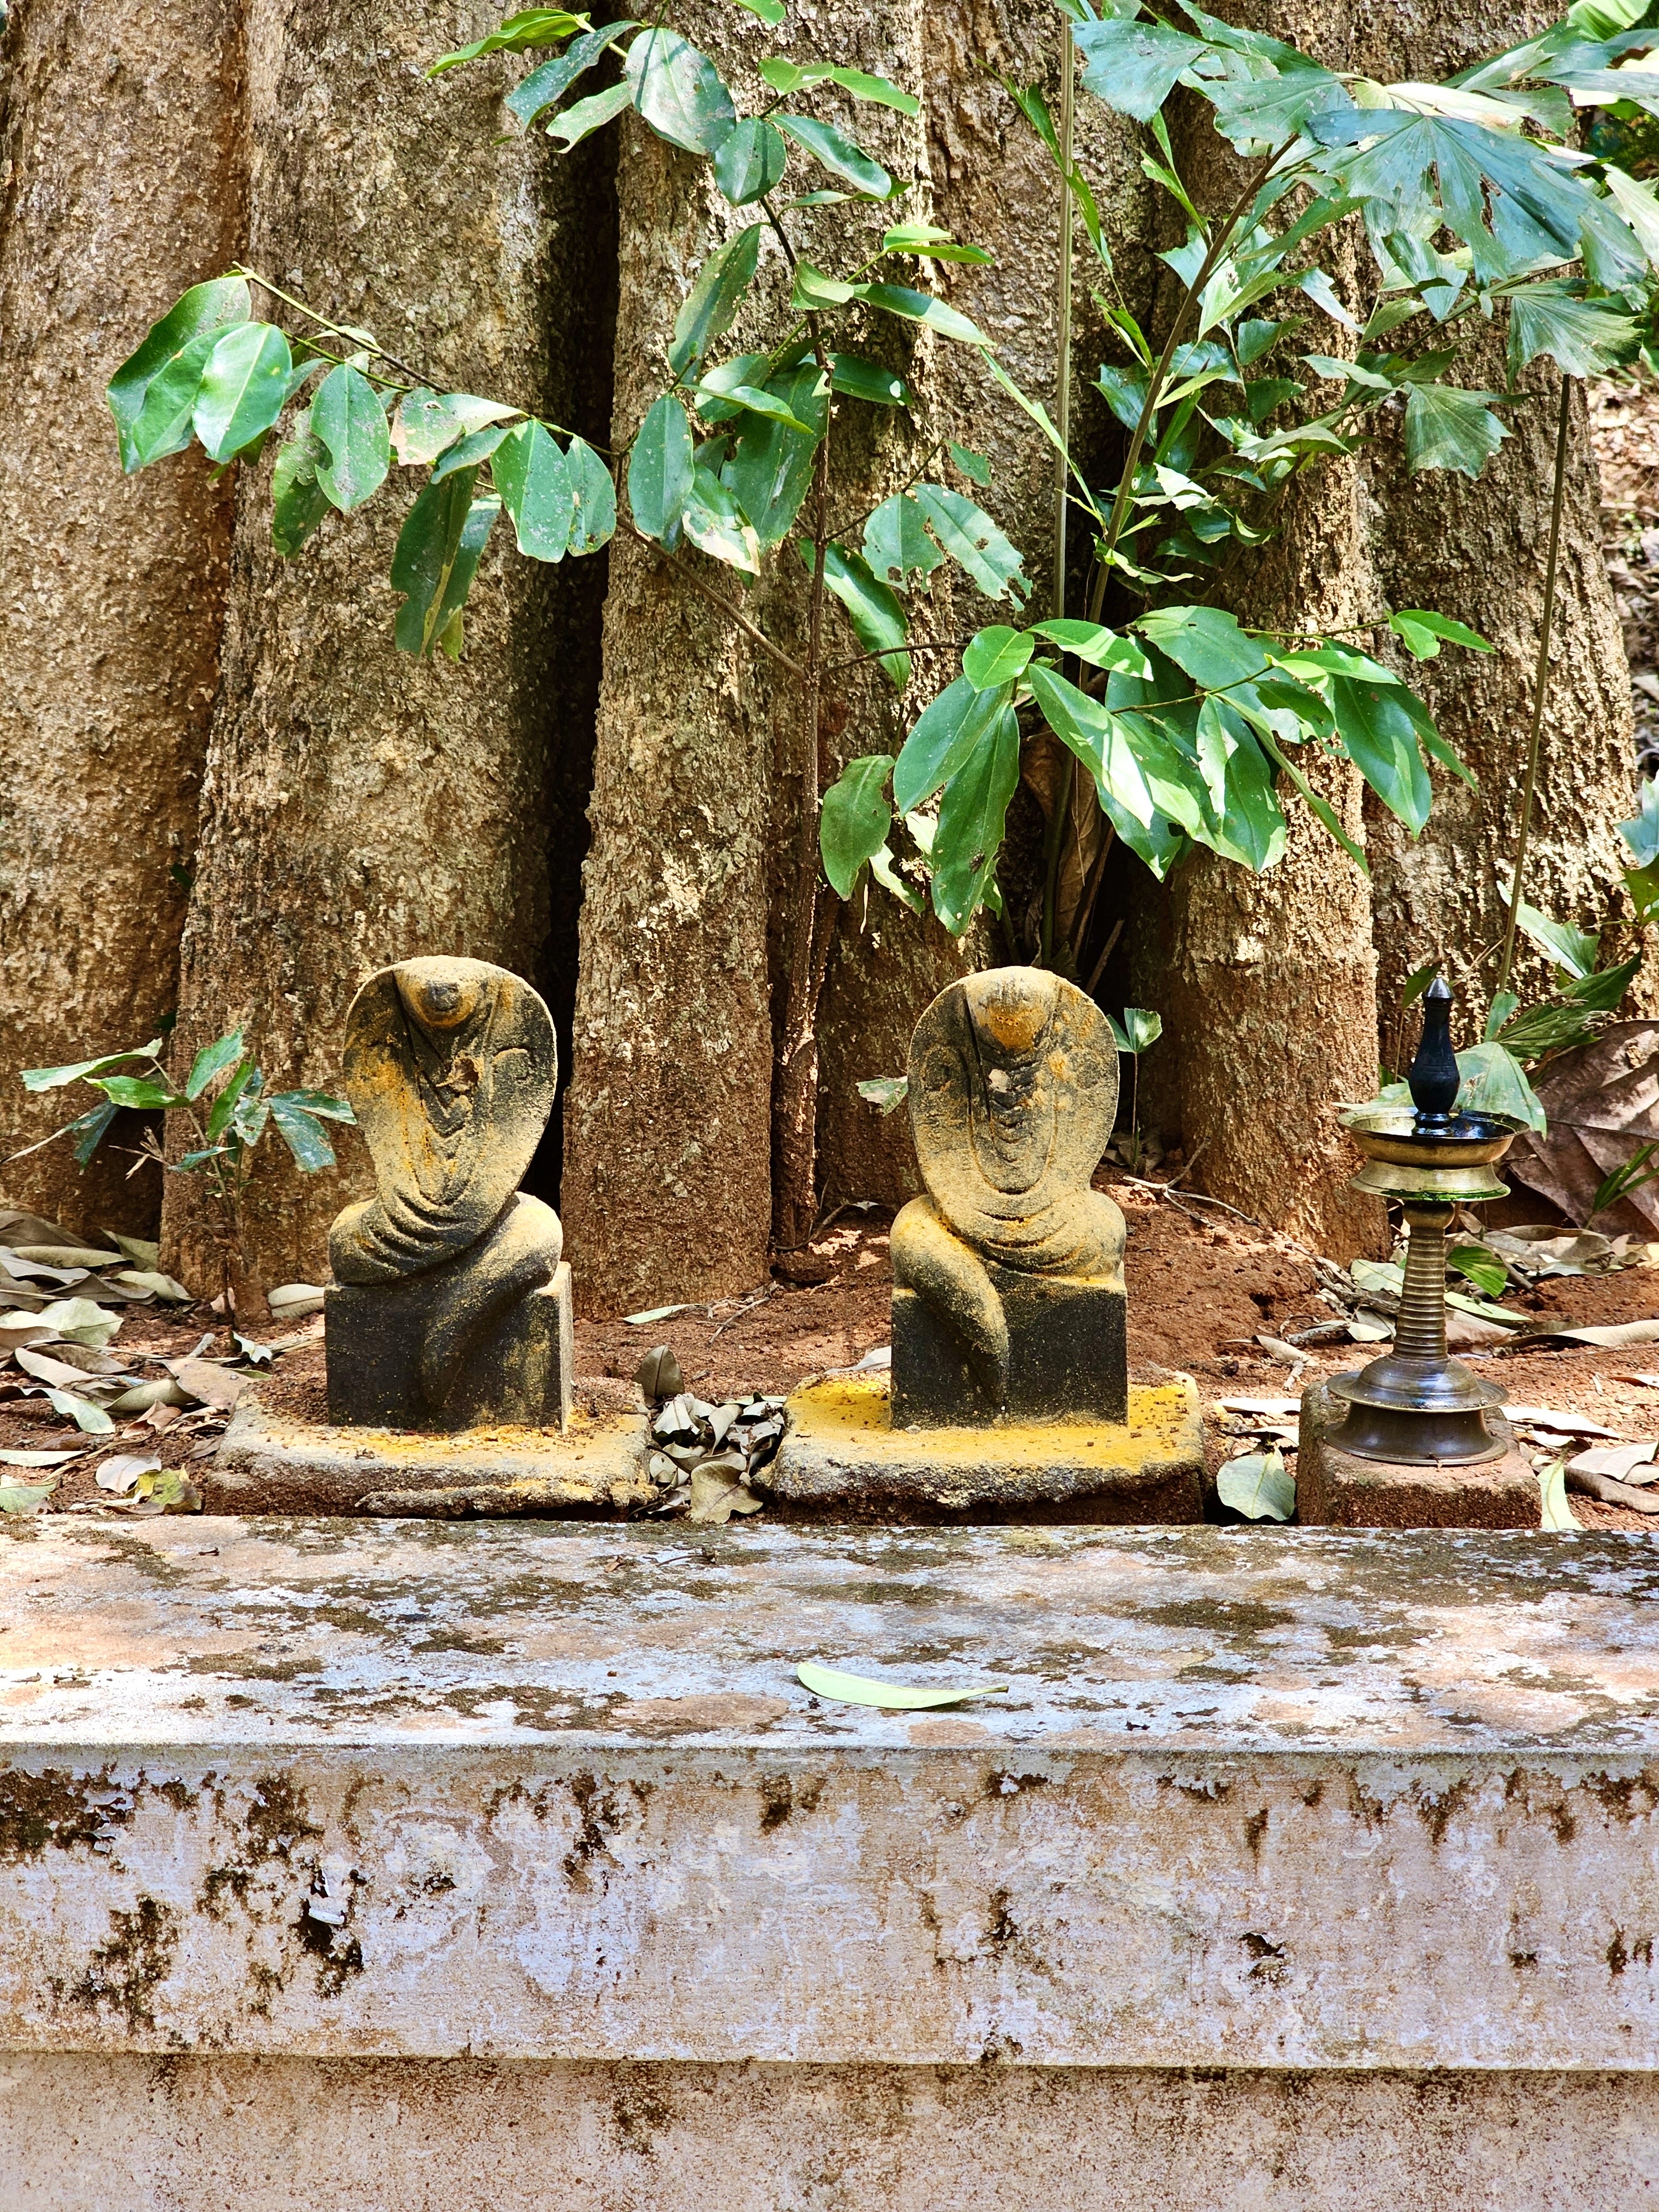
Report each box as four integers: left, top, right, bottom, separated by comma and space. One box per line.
1568, 1439, 1658, 1483
95, 1452, 162, 1494
1567, 1467, 1659, 1512
1509, 1021, 1659, 1235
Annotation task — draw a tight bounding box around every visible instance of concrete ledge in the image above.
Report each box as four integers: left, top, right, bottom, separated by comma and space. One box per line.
6, 2054, 1659, 2210
4, 1519, 1659, 2072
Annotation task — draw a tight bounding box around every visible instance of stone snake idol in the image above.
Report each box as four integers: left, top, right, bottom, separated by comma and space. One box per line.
326, 956, 571, 1430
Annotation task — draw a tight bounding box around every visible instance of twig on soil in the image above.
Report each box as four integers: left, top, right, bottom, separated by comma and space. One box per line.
1119, 1172, 1261, 1228
711, 1286, 779, 1340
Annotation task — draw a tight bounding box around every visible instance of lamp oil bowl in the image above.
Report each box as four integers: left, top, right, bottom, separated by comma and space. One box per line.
1327, 977, 1524, 1466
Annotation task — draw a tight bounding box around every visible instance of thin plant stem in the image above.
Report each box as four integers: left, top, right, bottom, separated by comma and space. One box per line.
1496, 373, 1574, 997
1038, 14, 1078, 971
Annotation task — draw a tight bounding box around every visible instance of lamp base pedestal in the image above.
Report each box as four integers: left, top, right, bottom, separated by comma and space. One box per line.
1297, 1383, 1540, 1529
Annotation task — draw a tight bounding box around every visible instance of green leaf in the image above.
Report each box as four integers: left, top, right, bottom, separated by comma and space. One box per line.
774, 113, 892, 196
962, 625, 1032, 690
948, 442, 992, 485
1506, 281, 1638, 378
204, 1061, 257, 1144
1403, 382, 1506, 478
828, 354, 910, 407
546, 76, 635, 147
1449, 1245, 1509, 1300
1110, 1006, 1162, 1055
429, 8, 586, 73
820, 753, 896, 897
883, 221, 992, 264
863, 493, 944, 588
1515, 900, 1598, 980
1027, 666, 1155, 832
1329, 676, 1433, 834
795, 1660, 1006, 1709
682, 463, 761, 572
268, 1096, 339, 1172
727, 0, 784, 21
192, 322, 294, 464
271, 427, 331, 557
855, 282, 988, 347
625, 27, 736, 154
431, 423, 517, 481
65, 1102, 121, 1167
107, 276, 251, 472
1029, 619, 1152, 676
1620, 775, 1659, 869
931, 706, 1020, 933
628, 395, 694, 542
185, 1031, 245, 1102
391, 472, 499, 656
121, 330, 225, 471
505, 21, 637, 122
91, 1076, 188, 1110
20, 1043, 163, 1093
712, 117, 787, 205
1387, 608, 1493, 660
392, 390, 521, 467
909, 485, 1026, 603
815, 543, 910, 687
567, 436, 618, 552
1455, 1041, 1546, 1131
758, 59, 920, 114
310, 363, 391, 511
1539, 1455, 1578, 1532
493, 422, 574, 561
1217, 1449, 1295, 1522
1137, 604, 1269, 691
667, 224, 763, 375
722, 367, 826, 544
269, 1088, 354, 1122
857, 1075, 909, 1113
893, 676, 1008, 815
1073, 18, 1206, 121
869, 843, 921, 913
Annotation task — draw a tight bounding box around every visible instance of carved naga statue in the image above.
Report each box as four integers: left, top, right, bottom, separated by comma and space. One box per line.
326, 956, 568, 1427
891, 967, 1126, 1421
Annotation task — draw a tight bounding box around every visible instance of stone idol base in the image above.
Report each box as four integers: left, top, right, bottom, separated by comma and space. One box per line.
769, 1370, 1204, 1521
326, 1258, 573, 1432
205, 1383, 652, 1517
1298, 1381, 1540, 1529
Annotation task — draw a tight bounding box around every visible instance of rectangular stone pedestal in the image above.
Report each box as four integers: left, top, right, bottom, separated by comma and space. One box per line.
891, 1274, 1127, 1427
770, 1370, 1201, 1521
326, 1259, 573, 1432
1297, 1380, 1540, 1528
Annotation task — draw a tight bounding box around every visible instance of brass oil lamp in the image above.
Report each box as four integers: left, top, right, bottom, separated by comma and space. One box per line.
1327, 977, 1521, 1464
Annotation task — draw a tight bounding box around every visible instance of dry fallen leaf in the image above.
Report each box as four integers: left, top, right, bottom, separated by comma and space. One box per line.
1568, 1439, 1659, 1483
170, 1359, 249, 1410
1509, 1021, 1659, 1235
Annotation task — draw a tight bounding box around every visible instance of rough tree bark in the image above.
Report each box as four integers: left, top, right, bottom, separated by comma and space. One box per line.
561, 0, 990, 1308
1352, 4, 1645, 1040
0, 0, 243, 1237
159, 0, 588, 1298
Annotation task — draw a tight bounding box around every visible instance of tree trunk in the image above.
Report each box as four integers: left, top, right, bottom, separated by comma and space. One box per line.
1352, 2, 1647, 1040
561, 0, 986, 1307
0, 0, 242, 1238
160, 0, 585, 1297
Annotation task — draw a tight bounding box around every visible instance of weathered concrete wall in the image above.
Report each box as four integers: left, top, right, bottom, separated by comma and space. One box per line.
7, 2054, 1659, 2211
4, 1521, 1659, 2075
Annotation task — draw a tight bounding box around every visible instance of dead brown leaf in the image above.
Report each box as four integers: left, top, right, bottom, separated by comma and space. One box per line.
1509, 1021, 1659, 1234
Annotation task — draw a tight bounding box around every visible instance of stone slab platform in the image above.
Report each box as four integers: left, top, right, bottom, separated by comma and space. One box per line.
4, 1516, 1659, 2075
206, 1391, 653, 1517
769, 1371, 1203, 1520
1298, 1381, 1541, 1528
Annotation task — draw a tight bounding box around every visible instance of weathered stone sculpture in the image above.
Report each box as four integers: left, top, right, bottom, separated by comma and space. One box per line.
325, 956, 572, 1431
891, 967, 1128, 1426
